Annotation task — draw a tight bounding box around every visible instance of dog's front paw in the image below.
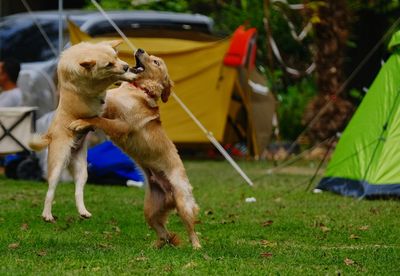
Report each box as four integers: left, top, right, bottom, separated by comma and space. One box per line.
69, 119, 93, 132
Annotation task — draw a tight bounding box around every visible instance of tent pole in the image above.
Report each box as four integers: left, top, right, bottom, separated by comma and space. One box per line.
90, 0, 254, 187
234, 74, 260, 159
360, 87, 400, 192
304, 136, 335, 191
172, 93, 254, 187
91, 0, 137, 51
20, 0, 58, 57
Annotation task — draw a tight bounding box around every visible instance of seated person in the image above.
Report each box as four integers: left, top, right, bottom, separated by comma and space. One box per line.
0, 59, 22, 107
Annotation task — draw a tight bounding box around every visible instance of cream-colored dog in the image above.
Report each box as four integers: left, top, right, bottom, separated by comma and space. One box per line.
69, 49, 201, 249
29, 40, 137, 222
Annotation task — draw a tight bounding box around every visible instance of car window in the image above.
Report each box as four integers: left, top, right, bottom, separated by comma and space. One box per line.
0, 18, 85, 63
1, 19, 57, 62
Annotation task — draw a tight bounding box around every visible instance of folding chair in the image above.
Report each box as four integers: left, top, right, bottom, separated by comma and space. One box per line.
0, 107, 42, 180
0, 107, 37, 154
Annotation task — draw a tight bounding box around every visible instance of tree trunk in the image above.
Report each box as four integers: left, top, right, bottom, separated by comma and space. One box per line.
302, 0, 354, 143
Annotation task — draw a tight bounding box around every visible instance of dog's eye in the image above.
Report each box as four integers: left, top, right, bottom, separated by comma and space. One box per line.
105, 62, 114, 68
153, 60, 160, 66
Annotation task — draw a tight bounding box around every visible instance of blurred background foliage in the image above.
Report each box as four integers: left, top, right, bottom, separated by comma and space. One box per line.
85, 0, 400, 141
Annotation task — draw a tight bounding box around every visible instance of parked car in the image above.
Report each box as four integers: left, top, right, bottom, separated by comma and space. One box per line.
0, 10, 92, 64
1, 10, 215, 64
0, 10, 215, 116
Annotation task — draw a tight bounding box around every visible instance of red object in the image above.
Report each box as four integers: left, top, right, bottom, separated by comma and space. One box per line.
224, 25, 257, 70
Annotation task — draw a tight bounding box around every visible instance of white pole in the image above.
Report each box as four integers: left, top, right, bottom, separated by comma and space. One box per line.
90, 0, 253, 187
172, 94, 253, 186
91, 0, 137, 51
20, 0, 58, 57
58, 0, 63, 55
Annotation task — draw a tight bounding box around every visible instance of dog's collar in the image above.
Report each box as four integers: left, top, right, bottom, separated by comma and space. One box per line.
129, 82, 156, 99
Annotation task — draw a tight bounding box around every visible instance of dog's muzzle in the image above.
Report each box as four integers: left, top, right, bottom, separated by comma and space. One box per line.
131, 49, 145, 74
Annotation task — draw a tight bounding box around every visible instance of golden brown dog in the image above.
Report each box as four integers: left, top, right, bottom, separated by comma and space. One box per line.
69, 49, 201, 249
29, 40, 137, 222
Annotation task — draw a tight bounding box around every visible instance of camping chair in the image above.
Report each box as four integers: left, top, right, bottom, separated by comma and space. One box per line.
0, 107, 42, 180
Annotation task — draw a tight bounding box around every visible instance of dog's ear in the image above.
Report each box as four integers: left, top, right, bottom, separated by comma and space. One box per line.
106, 40, 123, 50
142, 79, 163, 98
161, 77, 173, 103
79, 59, 96, 70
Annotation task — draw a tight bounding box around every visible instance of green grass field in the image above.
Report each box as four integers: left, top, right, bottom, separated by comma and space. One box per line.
0, 160, 399, 275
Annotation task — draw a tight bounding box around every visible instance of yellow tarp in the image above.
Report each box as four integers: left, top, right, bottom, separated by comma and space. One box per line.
68, 21, 235, 143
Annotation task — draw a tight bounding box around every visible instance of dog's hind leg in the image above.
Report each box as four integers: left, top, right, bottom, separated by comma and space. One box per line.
169, 170, 201, 249
42, 138, 72, 222
144, 170, 179, 248
69, 138, 91, 219
175, 197, 201, 249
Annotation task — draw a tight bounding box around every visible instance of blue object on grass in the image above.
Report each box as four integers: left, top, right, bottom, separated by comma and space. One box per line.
87, 141, 145, 183
4, 154, 21, 166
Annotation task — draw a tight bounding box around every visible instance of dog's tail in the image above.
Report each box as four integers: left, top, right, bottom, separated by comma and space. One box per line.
28, 133, 51, 151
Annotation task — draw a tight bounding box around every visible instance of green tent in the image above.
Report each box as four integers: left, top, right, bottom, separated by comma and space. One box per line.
317, 30, 400, 198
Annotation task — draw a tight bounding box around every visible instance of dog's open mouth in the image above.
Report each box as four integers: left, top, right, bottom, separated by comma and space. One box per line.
131, 52, 145, 74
